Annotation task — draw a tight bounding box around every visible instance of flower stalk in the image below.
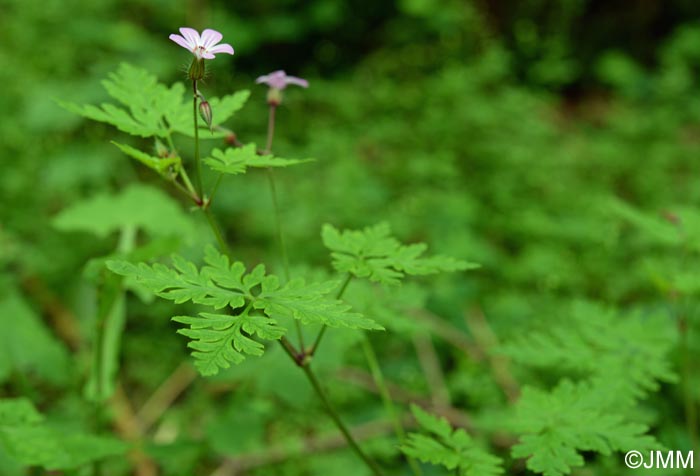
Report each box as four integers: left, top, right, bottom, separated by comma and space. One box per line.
263, 102, 301, 348
192, 80, 203, 197
170, 30, 383, 475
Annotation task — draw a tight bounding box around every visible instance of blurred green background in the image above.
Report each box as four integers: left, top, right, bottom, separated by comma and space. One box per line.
3, 0, 700, 475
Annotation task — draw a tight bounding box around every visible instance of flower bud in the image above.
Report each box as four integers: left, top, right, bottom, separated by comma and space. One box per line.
199, 100, 213, 132
188, 58, 206, 81
266, 88, 282, 106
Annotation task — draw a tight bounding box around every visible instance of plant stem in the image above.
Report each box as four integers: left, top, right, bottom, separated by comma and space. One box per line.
361, 335, 422, 476
204, 207, 230, 256
301, 364, 385, 476
180, 167, 199, 202
262, 105, 288, 280
160, 119, 200, 204
266, 170, 290, 282
263, 104, 303, 349
335, 273, 353, 299
208, 173, 224, 205
192, 80, 203, 197
264, 104, 276, 154
170, 177, 196, 202
310, 273, 353, 356
162, 122, 177, 154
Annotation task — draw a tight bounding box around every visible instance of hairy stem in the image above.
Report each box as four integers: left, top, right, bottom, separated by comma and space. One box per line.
192, 80, 203, 196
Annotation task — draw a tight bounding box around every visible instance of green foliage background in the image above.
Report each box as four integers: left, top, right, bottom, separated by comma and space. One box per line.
3, 0, 700, 474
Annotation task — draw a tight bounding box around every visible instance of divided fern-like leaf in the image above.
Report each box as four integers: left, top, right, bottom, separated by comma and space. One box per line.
173, 312, 286, 376
400, 405, 503, 476
259, 278, 383, 329
204, 143, 312, 176
61, 63, 249, 140
107, 246, 382, 375
322, 223, 479, 285
511, 380, 659, 476
500, 300, 677, 402
60, 63, 187, 138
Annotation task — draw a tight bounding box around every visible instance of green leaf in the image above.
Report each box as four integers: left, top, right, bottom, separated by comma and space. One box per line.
401, 405, 503, 476
111, 141, 180, 175
204, 143, 312, 176
410, 404, 454, 439
0, 399, 126, 470
500, 300, 677, 402
108, 246, 381, 375
53, 183, 196, 239
511, 380, 659, 476
322, 223, 479, 285
106, 255, 247, 310
60, 63, 186, 138
173, 312, 286, 376
259, 279, 383, 330
0, 291, 70, 385
61, 63, 249, 140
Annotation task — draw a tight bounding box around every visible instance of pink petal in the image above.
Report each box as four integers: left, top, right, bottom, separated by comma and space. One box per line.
285, 76, 309, 88
208, 43, 234, 55
201, 29, 223, 48
169, 34, 193, 50
267, 71, 288, 89
255, 74, 270, 84
179, 27, 200, 47
201, 51, 216, 59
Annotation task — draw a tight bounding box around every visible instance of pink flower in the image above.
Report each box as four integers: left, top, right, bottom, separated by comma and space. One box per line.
169, 27, 234, 60
256, 70, 309, 90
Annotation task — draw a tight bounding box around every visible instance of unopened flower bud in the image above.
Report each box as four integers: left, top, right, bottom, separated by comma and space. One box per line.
266, 88, 282, 106
188, 58, 206, 80
199, 100, 213, 132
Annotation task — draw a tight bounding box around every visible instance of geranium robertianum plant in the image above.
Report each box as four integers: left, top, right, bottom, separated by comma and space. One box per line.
60, 26, 480, 475
53, 26, 673, 476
